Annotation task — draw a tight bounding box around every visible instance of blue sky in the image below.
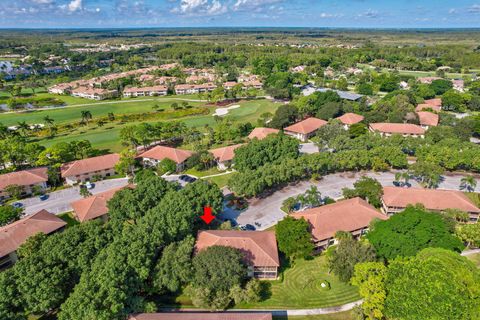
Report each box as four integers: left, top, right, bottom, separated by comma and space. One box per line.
0, 0, 480, 28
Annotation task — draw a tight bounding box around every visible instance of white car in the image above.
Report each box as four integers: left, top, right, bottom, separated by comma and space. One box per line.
85, 182, 94, 189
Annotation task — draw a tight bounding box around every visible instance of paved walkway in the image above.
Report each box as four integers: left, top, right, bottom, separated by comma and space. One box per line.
161, 299, 363, 316
19, 177, 129, 215
224, 170, 480, 230
200, 171, 235, 179
461, 249, 480, 256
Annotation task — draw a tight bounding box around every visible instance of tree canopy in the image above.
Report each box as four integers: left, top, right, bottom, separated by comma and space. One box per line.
367, 206, 464, 260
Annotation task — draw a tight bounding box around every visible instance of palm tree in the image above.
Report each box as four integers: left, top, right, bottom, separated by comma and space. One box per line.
17, 121, 30, 137
43, 115, 54, 127
394, 172, 410, 187
460, 175, 477, 192
81, 110, 92, 125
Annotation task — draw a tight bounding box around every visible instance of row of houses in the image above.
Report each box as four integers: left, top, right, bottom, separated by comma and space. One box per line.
3, 183, 478, 273
282, 98, 442, 142
418, 77, 465, 92
123, 80, 264, 97
48, 64, 262, 100
0, 153, 120, 201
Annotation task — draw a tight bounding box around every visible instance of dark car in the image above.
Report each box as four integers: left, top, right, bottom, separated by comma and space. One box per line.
12, 202, 23, 208
240, 224, 256, 231
180, 175, 197, 183
39, 194, 49, 201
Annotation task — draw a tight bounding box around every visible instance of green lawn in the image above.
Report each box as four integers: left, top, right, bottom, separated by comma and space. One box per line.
160, 255, 360, 310
274, 311, 354, 320
466, 253, 480, 268
58, 212, 79, 227
205, 172, 236, 188
0, 96, 205, 126
184, 167, 223, 178
464, 192, 480, 208
236, 256, 360, 309
14, 98, 280, 153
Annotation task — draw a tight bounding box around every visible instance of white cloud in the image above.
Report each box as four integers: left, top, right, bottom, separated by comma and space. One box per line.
173, 0, 226, 15
67, 0, 82, 12
358, 9, 379, 18
319, 12, 342, 19
468, 4, 480, 13
233, 0, 282, 11
59, 0, 82, 12
31, 0, 54, 4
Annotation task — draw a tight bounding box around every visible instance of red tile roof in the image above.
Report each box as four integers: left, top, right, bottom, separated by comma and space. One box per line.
71, 186, 131, 222
284, 117, 327, 135
424, 98, 442, 107
336, 113, 364, 125
195, 230, 280, 267
415, 103, 441, 112
0, 168, 48, 191
369, 123, 425, 135
417, 111, 439, 127
292, 198, 387, 242
61, 154, 120, 178
0, 210, 66, 257
209, 144, 244, 163
130, 313, 272, 320
382, 186, 480, 213
138, 146, 193, 164
248, 127, 280, 140
124, 85, 168, 93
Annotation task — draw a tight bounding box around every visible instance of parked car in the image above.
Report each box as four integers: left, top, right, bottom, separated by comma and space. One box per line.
39, 194, 49, 201
179, 175, 197, 183
12, 202, 23, 208
85, 182, 94, 189
239, 224, 256, 231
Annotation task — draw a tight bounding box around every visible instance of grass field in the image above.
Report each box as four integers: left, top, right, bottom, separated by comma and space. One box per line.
0, 95, 205, 126
184, 167, 223, 177
15, 98, 280, 153
464, 192, 480, 208
274, 311, 354, 320
236, 256, 360, 309
160, 255, 360, 310
205, 172, 236, 188
466, 253, 480, 267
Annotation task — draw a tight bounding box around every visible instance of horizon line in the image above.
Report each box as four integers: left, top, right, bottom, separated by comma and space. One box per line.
1, 26, 480, 31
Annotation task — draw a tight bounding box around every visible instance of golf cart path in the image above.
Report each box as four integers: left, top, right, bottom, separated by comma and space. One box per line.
162, 299, 363, 316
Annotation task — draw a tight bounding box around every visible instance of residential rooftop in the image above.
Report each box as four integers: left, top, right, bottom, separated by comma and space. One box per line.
209, 144, 244, 163
284, 117, 327, 135
0, 210, 66, 257
138, 146, 193, 164
291, 197, 387, 242
130, 313, 272, 320
61, 154, 120, 177
195, 230, 280, 268
248, 127, 280, 140
382, 186, 480, 213
0, 167, 48, 191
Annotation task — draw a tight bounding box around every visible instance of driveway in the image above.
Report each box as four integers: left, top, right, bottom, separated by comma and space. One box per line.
231, 171, 479, 230
299, 142, 320, 154
19, 177, 129, 215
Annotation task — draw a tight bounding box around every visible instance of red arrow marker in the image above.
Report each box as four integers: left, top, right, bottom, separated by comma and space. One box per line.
200, 206, 215, 224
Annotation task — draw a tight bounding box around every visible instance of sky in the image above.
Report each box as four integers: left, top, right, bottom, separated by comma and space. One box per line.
0, 0, 480, 28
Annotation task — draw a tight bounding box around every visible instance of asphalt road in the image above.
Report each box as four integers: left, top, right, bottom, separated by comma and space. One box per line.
221, 170, 479, 230
19, 177, 129, 215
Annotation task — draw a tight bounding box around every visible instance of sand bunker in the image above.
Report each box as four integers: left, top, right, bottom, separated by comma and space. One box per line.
212, 104, 240, 116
